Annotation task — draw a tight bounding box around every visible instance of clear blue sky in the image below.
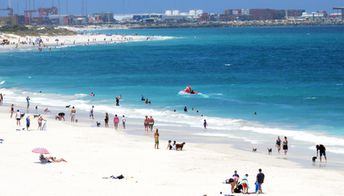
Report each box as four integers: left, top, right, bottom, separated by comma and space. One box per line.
2, 0, 344, 15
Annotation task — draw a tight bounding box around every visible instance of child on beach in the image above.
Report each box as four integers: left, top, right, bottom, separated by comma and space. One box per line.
154, 129, 160, 149
122, 115, 126, 129
70, 106, 76, 122
104, 113, 109, 127
113, 115, 119, 130
240, 174, 249, 194
26, 116, 30, 131
167, 140, 172, 150
15, 110, 21, 126
89, 106, 94, 119
10, 104, 14, 118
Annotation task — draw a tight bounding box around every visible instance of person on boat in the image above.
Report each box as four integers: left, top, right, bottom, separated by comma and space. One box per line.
183, 86, 197, 94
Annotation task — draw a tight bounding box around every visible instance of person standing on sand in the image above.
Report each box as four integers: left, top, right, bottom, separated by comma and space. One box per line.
104, 113, 109, 127
144, 116, 149, 133
15, 110, 21, 126
113, 114, 119, 130
122, 115, 126, 129
203, 119, 207, 129
89, 106, 94, 119
172, 141, 176, 150
26, 116, 30, 131
275, 136, 281, 153
148, 116, 155, 132
70, 106, 76, 123
256, 169, 265, 194
282, 136, 288, 155
0, 93, 3, 104
37, 115, 44, 130
10, 104, 14, 118
26, 96, 30, 110
167, 140, 172, 150
154, 129, 160, 149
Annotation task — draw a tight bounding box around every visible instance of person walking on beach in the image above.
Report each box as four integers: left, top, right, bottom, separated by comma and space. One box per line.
144, 116, 149, 133
256, 169, 265, 194
26, 96, 30, 110
10, 104, 14, 118
89, 106, 94, 119
203, 119, 207, 129
104, 112, 109, 127
70, 106, 76, 123
154, 129, 160, 149
37, 115, 44, 130
122, 115, 126, 129
26, 116, 30, 131
15, 110, 21, 126
316, 144, 327, 162
113, 115, 119, 130
0, 93, 3, 104
148, 116, 155, 132
275, 136, 281, 153
282, 136, 288, 155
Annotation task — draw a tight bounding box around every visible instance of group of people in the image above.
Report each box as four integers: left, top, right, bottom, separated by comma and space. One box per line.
226, 169, 265, 194
11, 104, 46, 131
275, 136, 288, 155
144, 116, 155, 132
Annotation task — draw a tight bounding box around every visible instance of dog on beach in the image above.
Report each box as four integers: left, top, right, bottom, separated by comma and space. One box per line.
252, 148, 257, 152
176, 142, 186, 151
267, 148, 272, 155
312, 156, 317, 162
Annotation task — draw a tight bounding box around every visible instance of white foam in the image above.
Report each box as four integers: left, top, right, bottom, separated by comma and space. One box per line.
3, 86, 344, 154
194, 132, 258, 144
0, 80, 5, 85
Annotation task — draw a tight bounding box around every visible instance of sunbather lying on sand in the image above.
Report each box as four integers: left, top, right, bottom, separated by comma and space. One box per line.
39, 154, 67, 163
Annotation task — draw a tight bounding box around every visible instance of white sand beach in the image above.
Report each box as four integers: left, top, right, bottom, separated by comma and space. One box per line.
0, 32, 171, 52
0, 104, 344, 196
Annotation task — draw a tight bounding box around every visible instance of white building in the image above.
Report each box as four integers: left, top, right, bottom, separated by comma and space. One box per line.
165, 10, 172, 16
301, 12, 325, 19
172, 10, 180, 16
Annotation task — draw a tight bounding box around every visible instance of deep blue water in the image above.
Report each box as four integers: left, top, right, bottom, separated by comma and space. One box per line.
1, 26, 344, 136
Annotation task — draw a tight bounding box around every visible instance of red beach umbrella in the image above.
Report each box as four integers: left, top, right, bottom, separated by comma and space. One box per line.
32, 148, 49, 154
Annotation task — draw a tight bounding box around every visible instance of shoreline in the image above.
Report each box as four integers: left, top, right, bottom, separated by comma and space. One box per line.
1, 85, 344, 170
0, 32, 173, 52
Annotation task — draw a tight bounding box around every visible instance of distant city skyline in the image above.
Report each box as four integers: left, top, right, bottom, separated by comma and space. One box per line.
0, 0, 343, 15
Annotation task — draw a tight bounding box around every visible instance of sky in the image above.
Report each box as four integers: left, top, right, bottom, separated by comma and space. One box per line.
1, 0, 343, 15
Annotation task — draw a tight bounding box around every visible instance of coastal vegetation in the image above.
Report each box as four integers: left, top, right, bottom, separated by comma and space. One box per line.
0, 25, 76, 36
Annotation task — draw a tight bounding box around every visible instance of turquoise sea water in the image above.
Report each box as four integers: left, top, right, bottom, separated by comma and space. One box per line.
0, 26, 344, 147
